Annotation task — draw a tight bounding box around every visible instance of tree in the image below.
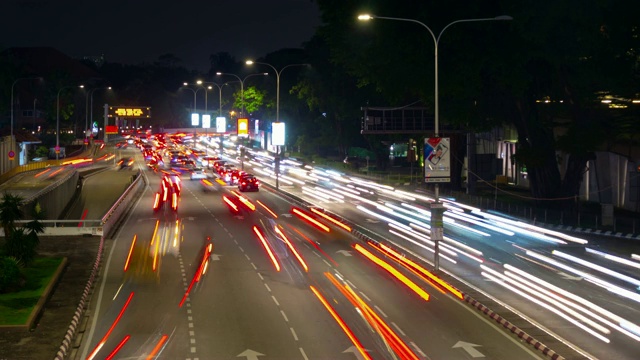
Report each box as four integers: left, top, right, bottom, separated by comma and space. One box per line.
0, 192, 23, 240
315, 0, 640, 202
235, 86, 267, 114
0, 195, 42, 265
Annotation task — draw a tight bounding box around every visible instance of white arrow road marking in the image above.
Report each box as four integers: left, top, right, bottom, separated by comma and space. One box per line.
343, 345, 370, 360
558, 271, 583, 280
281, 213, 293, 218
365, 218, 379, 223
210, 254, 221, 261
336, 250, 352, 257
237, 349, 264, 360
452, 341, 485, 358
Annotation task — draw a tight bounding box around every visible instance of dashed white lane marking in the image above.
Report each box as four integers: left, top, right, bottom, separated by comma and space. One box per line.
322, 259, 332, 267
209, 198, 308, 359
313, 252, 322, 258
359, 291, 371, 301
391, 322, 406, 336
374, 305, 387, 318
410, 341, 427, 357
180, 254, 197, 356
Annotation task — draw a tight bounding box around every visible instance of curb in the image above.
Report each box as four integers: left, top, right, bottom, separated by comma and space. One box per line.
351, 226, 565, 360
543, 223, 640, 240
54, 236, 104, 360
0, 257, 68, 331
464, 296, 564, 360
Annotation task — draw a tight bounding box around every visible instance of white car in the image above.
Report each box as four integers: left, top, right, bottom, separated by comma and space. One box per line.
190, 168, 208, 180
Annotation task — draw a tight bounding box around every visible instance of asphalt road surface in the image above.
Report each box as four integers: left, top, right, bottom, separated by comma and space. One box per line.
77, 158, 543, 360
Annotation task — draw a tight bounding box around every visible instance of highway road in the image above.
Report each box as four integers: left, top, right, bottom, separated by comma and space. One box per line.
78, 149, 543, 360
222, 147, 640, 360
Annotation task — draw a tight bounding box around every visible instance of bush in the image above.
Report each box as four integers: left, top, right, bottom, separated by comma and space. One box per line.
0, 256, 21, 293
4, 229, 37, 266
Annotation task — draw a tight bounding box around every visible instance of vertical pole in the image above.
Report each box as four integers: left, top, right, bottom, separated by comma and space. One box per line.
431, 40, 443, 272
56, 89, 61, 161
275, 146, 280, 189
33, 99, 37, 131
90, 91, 94, 138
103, 104, 109, 143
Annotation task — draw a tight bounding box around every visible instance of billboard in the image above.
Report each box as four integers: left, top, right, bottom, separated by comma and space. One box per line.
191, 113, 200, 126
216, 117, 226, 133
237, 118, 249, 137
105, 125, 119, 134
108, 106, 151, 118
424, 137, 451, 183
202, 114, 211, 129
272, 122, 285, 146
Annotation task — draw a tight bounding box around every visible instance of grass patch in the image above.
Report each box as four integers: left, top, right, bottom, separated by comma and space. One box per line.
0, 256, 63, 325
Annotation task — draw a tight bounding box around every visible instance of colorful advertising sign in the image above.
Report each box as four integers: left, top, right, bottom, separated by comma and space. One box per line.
202, 114, 211, 129
237, 118, 249, 137
272, 122, 285, 146
105, 125, 119, 134
108, 107, 151, 118
191, 113, 200, 126
424, 137, 450, 183
216, 117, 226, 133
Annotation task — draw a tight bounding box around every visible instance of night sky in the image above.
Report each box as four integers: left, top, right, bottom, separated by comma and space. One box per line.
1, 0, 322, 72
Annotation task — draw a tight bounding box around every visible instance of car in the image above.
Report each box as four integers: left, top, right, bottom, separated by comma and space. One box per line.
190, 168, 208, 180
229, 169, 243, 184
154, 175, 180, 212
201, 156, 220, 168
117, 157, 134, 169
238, 175, 260, 192
181, 159, 197, 170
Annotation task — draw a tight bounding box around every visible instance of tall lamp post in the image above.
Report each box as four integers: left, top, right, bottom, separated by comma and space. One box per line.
215, 72, 268, 117
200, 82, 227, 117
11, 77, 43, 137
358, 14, 512, 271
57, 84, 84, 160
86, 87, 112, 142
245, 61, 309, 189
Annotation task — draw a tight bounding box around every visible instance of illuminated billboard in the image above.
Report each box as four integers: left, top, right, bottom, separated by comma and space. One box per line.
272, 122, 285, 146
216, 117, 226, 133
105, 125, 119, 134
191, 113, 200, 126
108, 106, 151, 118
424, 137, 451, 183
237, 118, 248, 137
202, 114, 211, 129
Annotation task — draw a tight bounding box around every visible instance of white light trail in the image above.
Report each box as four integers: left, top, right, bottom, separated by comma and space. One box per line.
553, 250, 640, 287
585, 248, 640, 270
481, 267, 610, 343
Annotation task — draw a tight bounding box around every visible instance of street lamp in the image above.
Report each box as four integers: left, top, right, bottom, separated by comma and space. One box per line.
11, 77, 43, 137
244, 61, 309, 123
57, 84, 84, 160
199, 82, 228, 117
245, 61, 309, 189
181, 83, 198, 113
358, 13, 512, 271
215, 72, 268, 116
86, 87, 112, 140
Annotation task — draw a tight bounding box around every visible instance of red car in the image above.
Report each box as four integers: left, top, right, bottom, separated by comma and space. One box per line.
238, 175, 259, 192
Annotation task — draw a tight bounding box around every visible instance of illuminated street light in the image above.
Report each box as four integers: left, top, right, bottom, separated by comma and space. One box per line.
57, 84, 84, 160
358, 13, 512, 271
215, 72, 268, 117
11, 77, 43, 137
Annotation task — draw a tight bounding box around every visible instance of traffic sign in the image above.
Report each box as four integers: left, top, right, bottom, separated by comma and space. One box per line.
8, 150, 15, 160
55, 145, 60, 154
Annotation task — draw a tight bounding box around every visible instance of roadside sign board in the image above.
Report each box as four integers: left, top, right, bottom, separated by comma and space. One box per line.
424, 137, 451, 183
